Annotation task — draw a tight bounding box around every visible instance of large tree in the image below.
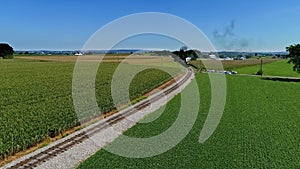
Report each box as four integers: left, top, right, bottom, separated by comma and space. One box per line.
0, 43, 14, 59
172, 46, 201, 61
286, 44, 300, 72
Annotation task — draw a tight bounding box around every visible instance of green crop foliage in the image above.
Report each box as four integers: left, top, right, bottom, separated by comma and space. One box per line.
78, 74, 300, 169
236, 60, 300, 77
0, 59, 180, 159
190, 58, 279, 71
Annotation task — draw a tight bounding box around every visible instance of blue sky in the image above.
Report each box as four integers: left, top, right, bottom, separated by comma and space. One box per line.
0, 0, 299, 51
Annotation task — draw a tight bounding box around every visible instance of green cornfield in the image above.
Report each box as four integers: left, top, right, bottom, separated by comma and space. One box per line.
0, 59, 180, 159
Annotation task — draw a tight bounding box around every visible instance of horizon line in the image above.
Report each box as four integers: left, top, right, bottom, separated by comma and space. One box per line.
14, 48, 288, 53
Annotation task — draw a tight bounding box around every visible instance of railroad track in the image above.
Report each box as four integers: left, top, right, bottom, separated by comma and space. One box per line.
5, 69, 193, 169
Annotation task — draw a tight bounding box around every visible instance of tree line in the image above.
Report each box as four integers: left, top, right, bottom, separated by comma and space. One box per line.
1, 42, 300, 73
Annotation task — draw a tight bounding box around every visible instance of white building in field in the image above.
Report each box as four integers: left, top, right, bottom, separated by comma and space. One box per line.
240, 56, 246, 60
209, 54, 217, 59
75, 52, 83, 56
219, 57, 234, 60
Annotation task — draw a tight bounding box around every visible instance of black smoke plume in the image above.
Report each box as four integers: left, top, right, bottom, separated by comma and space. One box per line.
213, 20, 249, 51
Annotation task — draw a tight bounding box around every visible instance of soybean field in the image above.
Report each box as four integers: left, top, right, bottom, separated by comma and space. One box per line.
78, 74, 300, 169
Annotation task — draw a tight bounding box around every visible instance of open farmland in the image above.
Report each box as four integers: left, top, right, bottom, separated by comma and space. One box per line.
78, 74, 300, 169
16, 55, 173, 64
0, 58, 182, 161
190, 58, 279, 71
236, 60, 300, 77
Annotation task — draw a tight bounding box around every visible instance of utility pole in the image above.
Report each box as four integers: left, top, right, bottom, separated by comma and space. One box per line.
259, 57, 263, 77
